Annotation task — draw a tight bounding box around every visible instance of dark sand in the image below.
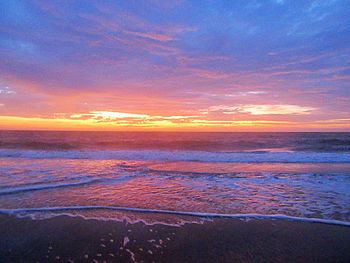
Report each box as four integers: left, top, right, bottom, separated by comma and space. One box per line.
1, 214, 350, 263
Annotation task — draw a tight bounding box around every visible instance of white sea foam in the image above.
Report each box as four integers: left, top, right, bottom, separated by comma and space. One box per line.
0, 149, 349, 163
1, 205, 350, 227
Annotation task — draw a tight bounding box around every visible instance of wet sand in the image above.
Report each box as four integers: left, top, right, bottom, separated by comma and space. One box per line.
1, 214, 350, 263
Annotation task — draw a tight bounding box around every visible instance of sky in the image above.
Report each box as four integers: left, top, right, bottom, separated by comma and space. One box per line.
0, 0, 350, 131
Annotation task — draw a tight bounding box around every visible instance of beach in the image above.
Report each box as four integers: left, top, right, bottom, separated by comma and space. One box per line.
1, 213, 350, 263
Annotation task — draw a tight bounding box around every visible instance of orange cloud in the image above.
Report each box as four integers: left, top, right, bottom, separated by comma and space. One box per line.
1, 107, 348, 131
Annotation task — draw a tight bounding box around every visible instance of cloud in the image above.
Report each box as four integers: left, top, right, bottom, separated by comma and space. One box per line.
126, 31, 174, 42
82, 111, 149, 119
225, 91, 268, 97
0, 86, 16, 94
205, 104, 315, 115
69, 111, 199, 124
238, 104, 315, 115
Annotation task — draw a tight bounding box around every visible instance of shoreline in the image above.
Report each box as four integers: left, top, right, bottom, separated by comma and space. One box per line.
1, 214, 350, 262
2, 206, 350, 227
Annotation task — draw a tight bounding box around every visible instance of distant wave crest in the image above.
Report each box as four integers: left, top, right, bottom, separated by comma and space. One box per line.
0, 149, 350, 163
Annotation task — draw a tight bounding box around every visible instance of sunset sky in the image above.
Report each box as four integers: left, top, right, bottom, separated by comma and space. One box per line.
0, 0, 349, 131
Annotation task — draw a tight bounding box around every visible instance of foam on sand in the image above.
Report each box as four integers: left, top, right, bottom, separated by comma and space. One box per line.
1, 205, 350, 227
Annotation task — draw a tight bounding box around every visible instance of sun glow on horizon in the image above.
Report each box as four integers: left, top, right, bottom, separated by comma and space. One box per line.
0, 106, 349, 131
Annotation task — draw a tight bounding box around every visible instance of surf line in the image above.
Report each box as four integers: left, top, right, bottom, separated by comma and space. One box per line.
1, 205, 350, 227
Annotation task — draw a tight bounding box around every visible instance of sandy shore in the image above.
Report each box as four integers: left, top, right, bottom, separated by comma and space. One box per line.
1, 214, 350, 263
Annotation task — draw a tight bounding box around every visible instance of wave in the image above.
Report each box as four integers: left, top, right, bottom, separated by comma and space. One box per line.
0, 149, 350, 163
0, 175, 134, 196
0, 179, 103, 195
1, 205, 350, 227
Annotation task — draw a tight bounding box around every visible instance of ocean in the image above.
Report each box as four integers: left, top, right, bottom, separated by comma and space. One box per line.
1, 131, 350, 226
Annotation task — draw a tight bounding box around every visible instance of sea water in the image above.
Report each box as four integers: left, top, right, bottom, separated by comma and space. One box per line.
0, 131, 349, 226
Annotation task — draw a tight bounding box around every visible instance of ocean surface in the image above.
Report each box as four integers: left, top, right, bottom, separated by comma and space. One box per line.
0, 131, 350, 226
